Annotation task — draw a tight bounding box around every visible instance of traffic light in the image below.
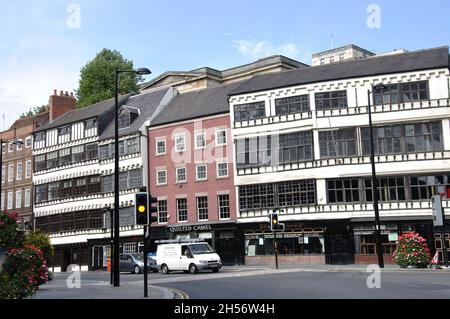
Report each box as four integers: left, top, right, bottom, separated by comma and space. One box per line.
149, 195, 158, 224
270, 211, 284, 232
135, 192, 149, 225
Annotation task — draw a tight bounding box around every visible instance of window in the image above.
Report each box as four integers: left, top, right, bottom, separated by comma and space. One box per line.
48, 182, 60, 200
315, 90, 348, 110
320, 58, 325, 65
8, 164, 14, 182
59, 125, 71, 136
2, 142, 5, 153
156, 170, 167, 185
410, 176, 441, 201
24, 189, 31, 207
126, 138, 139, 155
38, 156, 49, 173
329, 56, 334, 63
25, 160, 31, 178
278, 131, 313, 165
275, 95, 310, 115
60, 180, 73, 198
85, 118, 97, 130
99, 144, 114, 161
35, 185, 47, 203
218, 194, 230, 219
175, 135, 186, 152
196, 165, 207, 181
128, 169, 143, 189
197, 197, 208, 221
16, 139, 23, 151
339, 54, 345, 61
365, 177, 406, 202
195, 132, 206, 149
2, 166, 5, 183
72, 145, 85, 163
102, 175, 114, 193
86, 143, 99, 160
15, 190, 22, 209
16, 162, 23, 180
217, 162, 228, 178
7, 192, 13, 210
156, 139, 166, 155
1, 192, 4, 210
47, 151, 59, 169
319, 128, 357, 158
215, 129, 227, 146
59, 148, 71, 166
234, 101, 266, 122
8, 142, 14, 153
176, 198, 188, 222
361, 121, 442, 155
239, 180, 316, 211
35, 133, 45, 143
176, 167, 186, 183
158, 200, 168, 224
327, 179, 360, 203
373, 81, 429, 105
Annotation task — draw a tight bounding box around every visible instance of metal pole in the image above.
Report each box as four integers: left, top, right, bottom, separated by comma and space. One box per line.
368, 90, 384, 269
273, 231, 278, 270
0, 139, 3, 204
442, 208, 448, 268
113, 68, 120, 287
144, 225, 148, 298
110, 209, 114, 285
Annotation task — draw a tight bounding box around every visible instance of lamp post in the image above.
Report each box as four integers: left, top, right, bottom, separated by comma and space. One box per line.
367, 84, 387, 269
113, 67, 151, 287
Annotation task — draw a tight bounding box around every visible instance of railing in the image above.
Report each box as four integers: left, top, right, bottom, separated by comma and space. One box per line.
236, 150, 450, 176
239, 199, 450, 218
315, 98, 450, 118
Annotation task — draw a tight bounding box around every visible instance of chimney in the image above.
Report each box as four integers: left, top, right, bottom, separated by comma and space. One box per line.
49, 89, 77, 121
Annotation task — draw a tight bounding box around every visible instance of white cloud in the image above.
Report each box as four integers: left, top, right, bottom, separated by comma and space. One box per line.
233, 40, 300, 59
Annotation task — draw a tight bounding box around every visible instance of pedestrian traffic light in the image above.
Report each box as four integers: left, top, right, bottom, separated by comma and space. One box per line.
270, 211, 284, 232
135, 192, 149, 225
149, 195, 158, 224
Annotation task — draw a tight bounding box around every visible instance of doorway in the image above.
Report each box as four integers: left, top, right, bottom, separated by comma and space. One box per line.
63, 250, 71, 272
325, 226, 355, 265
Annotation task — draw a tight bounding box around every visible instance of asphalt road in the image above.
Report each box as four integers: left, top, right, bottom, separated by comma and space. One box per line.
36, 266, 450, 299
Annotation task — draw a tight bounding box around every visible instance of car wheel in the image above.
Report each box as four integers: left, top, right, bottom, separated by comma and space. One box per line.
134, 265, 141, 274
212, 269, 219, 273
189, 264, 198, 274
161, 264, 169, 274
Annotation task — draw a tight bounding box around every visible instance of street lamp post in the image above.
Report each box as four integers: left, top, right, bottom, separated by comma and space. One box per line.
113, 67, 151, 287
367, 84, 387, 269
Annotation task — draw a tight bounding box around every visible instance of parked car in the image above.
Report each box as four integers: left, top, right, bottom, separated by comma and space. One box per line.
119, 253, 158, 274
156, 241, 222, 274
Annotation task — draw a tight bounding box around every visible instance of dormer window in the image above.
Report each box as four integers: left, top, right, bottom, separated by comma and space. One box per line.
59, 125, 71, 136
85, 118, 97, 130
118, 107, 139, 130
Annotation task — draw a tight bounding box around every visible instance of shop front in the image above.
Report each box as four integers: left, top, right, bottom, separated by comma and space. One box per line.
163, 221, 239, 265
241, 221, 327, 265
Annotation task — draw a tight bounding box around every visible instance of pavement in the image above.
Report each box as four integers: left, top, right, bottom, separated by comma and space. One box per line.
32, 264, 450, 299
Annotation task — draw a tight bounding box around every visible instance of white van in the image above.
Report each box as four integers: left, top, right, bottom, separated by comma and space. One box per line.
156, 241, 222, 274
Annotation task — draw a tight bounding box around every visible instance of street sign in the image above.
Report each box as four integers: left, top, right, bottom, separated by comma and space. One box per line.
432, 195, 444, 227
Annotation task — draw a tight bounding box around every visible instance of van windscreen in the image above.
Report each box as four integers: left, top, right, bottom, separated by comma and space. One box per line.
189, 243, 214, 255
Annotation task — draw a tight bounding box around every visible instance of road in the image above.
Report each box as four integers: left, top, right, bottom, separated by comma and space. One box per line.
34, 266, 450, 299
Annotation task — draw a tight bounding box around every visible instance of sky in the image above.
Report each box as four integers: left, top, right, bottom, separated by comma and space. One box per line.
1, 0, 450, 129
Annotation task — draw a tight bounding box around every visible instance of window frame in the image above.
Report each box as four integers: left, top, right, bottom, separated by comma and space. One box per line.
194, 131, 207, 150
195, 164, 207, 181
175, 134, 186, 153
155, 138, 167, 155
215, 129, 227, 146
176, 167, 187, 184
216, 162, 229, 178
156, 170, 167, 186
196, 196, 209, 221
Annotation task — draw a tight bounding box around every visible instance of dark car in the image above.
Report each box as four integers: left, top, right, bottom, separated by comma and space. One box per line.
119, 253, 158, 274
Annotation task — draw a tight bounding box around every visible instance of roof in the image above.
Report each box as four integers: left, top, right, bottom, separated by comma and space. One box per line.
34, 95, 131, 133
10, 111, 49, 130
312, 44, 375, 58
99, 88, 170, 140
150, 83, 240, 126
230, 46, 450, 96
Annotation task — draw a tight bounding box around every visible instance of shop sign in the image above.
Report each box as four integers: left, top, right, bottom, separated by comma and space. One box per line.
168, 224, 213, 233
388, 233, 399, 242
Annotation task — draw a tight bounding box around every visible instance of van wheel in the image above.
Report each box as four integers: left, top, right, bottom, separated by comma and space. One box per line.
189, 264, 198, 274
161, 264, 169, 274
134, 265, 141, 274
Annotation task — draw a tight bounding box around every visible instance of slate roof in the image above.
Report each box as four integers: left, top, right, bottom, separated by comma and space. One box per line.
150, 83, 240, 126
230, 46, 450, 96
34, 95, 131, 133
99, 88, 170, 140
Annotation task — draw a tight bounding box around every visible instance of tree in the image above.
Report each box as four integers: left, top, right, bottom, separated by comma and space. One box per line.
24, 231, 54, 265
76, 49, 142, 108
19, 105, 48, 119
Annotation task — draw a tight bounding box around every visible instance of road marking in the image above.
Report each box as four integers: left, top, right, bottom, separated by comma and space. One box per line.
170, 287, 190, 299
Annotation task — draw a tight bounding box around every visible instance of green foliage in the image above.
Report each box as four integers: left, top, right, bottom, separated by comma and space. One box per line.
19, 105, 48, 119
393, 233, 431, 268
0, 212, 19, 247
24, 231, 54, 264
0, 245, 49, 299
76, 49, 142, 108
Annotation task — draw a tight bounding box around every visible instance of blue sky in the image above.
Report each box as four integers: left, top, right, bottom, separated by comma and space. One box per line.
1, 0, 449, 128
